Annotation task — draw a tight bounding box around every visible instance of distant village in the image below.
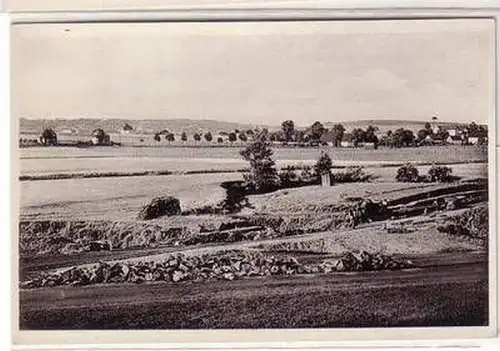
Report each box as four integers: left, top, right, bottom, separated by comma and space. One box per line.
19, 117, 488, 148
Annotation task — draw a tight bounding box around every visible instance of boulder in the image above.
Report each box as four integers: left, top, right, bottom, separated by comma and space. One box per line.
138, 196, 181, 220
88, 241, 112, 252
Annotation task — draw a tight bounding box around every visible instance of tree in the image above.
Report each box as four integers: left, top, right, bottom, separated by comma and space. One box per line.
238, 133, 248, 142
204, 132, 213, 142
217, 137, 224, 143
165, 133, 175, 142
332, 124, 345, 147
240, 138, 279, 192
436, 126, 449, 141
351, 128, 366, 147
314, 151, 332, 176
295, 130, 306, 143
417, 129, 429, 141
310, 121, 326, 141
123, 123, 133, 131
392, 129, 415, 148
193, 133, 201, 142
228, 132, 237, 143
424, 122, 431, 131
365, 125, 379, 147
396, 164, 420, 182
40, 128, 58, 146
154, 133, 161, 142
181, 132, 188, 142
281, 120, 295, 142
91, 128, 107, 145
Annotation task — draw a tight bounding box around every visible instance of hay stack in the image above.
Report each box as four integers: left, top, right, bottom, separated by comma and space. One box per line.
138, 196, 181, 220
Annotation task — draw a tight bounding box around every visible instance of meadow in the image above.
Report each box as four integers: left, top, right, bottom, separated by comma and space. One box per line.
20, 144, 487, 177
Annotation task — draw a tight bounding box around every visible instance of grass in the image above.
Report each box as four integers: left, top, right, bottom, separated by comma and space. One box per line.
19, 271, 488, 329
20, 173, 235, 221
20, 145, 487, 178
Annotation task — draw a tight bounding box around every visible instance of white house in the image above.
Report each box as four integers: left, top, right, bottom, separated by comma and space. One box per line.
468, 136, 480, 145
446, 135, 463, 145
447, 129, 457, 137
340, 134, 355, 148
361, 142, 376, 149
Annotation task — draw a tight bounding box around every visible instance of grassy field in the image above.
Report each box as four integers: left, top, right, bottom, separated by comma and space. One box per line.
19, 145, 487, 177
20, 162, 487, 221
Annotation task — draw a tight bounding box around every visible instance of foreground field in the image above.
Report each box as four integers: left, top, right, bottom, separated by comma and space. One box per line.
17, 144, 490, 329
20, 252, 488, 329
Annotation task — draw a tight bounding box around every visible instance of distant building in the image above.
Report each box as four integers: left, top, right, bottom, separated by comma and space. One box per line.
340, 134, 355, 148
121, 123, 134, 134
360, 142, 376, 149
446, 135, 463, 145
91, 129, 112, 145
447, 129, 457, 137
468, 136, 480, 145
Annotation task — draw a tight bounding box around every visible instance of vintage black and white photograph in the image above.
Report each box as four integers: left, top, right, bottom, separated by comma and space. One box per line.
12, 18, 494, 332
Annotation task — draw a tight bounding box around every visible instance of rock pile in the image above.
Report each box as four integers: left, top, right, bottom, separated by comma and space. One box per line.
20, 250, 413, 289
342, 199, 390, 228
319, 251, 413, 272
20, 220, 192, 257
137, 196, 181, 220
437, 205, 488, 245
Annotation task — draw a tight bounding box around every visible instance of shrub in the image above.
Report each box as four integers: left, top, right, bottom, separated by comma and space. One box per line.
437, 205, 488, 239
240, 139, 279, 193
299, 166, 315, 183
427, 165, 454, 183
278, 166, 299, 187
313, 151, 332, 176
396, 163, 420, 182
332, 166, 372, 183
137, 196, 181, 220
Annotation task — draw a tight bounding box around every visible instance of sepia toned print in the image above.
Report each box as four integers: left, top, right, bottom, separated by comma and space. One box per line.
12, 18, 494, 332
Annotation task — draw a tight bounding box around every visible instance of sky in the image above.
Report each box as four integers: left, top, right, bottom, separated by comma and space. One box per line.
11, 19, 494, 126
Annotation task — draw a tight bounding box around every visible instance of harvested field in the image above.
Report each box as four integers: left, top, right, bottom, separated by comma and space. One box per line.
20, 145, 487, 176
20, 173, 236, 221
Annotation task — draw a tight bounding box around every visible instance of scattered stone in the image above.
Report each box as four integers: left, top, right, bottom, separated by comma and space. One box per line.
88, 241, 112, 252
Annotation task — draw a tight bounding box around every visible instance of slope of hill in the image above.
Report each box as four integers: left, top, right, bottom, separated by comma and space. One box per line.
19, 118, 272, 136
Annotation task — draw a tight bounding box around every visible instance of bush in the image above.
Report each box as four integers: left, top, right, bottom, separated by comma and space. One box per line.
332, 166, 372, 183
137, 196, 181, 220
278, 166, 299, 187
240, 139, 279, 193
313, 151, 332, 176
427, 165, 454, 183
396, 163, 420, 182
437, 205, 488, 244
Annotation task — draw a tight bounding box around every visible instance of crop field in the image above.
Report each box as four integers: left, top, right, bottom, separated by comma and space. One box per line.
19, 144, 487, 177
17, 144, 490, 329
